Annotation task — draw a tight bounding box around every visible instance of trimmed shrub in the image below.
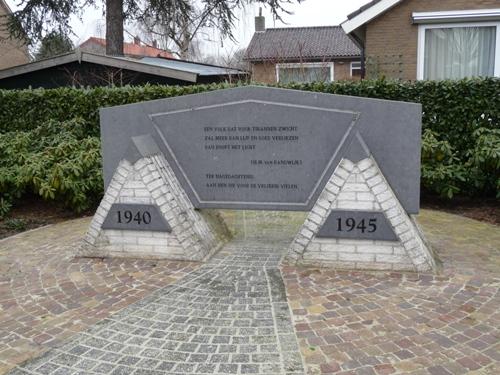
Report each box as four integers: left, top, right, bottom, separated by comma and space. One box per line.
0, 118, 102, 216
0, 79, 498, 216
0, 83, 231, 135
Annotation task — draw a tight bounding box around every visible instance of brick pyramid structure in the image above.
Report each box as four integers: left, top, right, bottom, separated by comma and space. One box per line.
79, 135, 222, 261
288, 134, 436, 272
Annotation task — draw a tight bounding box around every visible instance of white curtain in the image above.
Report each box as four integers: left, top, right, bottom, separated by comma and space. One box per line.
279, 66, 331, 83
424, 26, 496, 80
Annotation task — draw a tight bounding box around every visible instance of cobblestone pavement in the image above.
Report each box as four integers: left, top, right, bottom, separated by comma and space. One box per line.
8, 241, 304, 375
0, 218, 199, 374
284, 210, 500, 375
2, 210, 500, 375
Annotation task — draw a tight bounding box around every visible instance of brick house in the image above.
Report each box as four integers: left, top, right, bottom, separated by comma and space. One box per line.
342, 0, 500, 80
0, 0, 30, 70
244, 12, 361, 84
79, 36, 174, 59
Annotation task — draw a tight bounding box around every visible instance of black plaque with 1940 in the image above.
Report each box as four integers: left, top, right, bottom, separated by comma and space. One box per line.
102, 204, 171, 232
317, 210, 398, 241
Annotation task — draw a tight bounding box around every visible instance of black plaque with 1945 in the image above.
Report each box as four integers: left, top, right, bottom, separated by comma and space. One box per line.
102, 204, 171, 232
317, 210, 398, 241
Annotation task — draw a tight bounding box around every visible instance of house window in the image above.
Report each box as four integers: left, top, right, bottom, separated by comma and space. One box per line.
276, 63, 334, 83
417, 22, 500, 80
350, 61, 362, 77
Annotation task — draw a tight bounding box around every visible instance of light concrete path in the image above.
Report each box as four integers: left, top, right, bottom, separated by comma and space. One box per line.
7, 241, 304, 375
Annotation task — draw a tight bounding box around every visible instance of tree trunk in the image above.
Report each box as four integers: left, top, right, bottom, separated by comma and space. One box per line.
179, 12, 191, 60
106, 0, 124, 56
179, 34, 190, 60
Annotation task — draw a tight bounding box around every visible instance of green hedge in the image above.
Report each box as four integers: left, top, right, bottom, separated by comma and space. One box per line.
0, 79, 498, 216
0, 84, 231, 136
0, 118, 102, 216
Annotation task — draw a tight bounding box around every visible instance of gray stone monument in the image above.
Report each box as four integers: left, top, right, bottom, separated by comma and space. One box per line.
81, 86, 436, 271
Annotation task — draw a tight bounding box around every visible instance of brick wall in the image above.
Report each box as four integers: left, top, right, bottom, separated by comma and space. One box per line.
251, 59, 361, 84
365, 0, 500, 80
251, 62, 276, 83
0, 3, 29, 70
334, 60, 361, 81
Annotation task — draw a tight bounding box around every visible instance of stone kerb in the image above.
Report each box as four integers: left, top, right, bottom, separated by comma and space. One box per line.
79, 149, 223, 261
288, 158, 437, 272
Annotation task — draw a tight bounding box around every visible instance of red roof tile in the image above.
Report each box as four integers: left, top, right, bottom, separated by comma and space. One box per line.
79, 37, 174, 59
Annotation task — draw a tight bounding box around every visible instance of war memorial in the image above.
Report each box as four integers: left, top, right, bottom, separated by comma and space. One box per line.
80, 86, 436, 272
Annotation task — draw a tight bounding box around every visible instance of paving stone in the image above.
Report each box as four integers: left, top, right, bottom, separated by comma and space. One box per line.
0, 217, 198, 374
117, 356, 140, 366
93, 362, 116, 373
110, 366, 132, 375
36, 363, 60, 375
209, 353, 230, 363
283, 210, 500, 375
212, 335, 231, 344
74, 358, 99, 370
4, 210, 500, 375
156, 361, 176, 371
67, 346, 90, 356
173, 362, 196, 372
8, 241, 303, 374
197, 344, 218, 354
136, 358, 160, 369
240, 344, 258, 354
218, 344, 237, 353
218, 363, 239, 373
241, 364, 260, 374
5, 370, 29, 375
53, 354, 80, 367
195, 363, 217, 373
132, 370, 164, 375
100, 352, 123, 363
231, 354, 250, 363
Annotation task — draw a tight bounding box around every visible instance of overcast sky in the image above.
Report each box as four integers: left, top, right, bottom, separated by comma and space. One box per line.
6, 0, 370, 57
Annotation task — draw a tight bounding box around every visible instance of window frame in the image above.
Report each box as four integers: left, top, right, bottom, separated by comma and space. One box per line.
417, 21, 500, 80
275, 62, 335, 83
350, 61, 362, 77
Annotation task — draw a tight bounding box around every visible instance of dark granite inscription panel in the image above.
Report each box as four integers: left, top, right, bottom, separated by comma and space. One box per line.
317, 210, 398, 241
100, 86, 423, 213
102, 204, 171, 232
150, 101, 357, 210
